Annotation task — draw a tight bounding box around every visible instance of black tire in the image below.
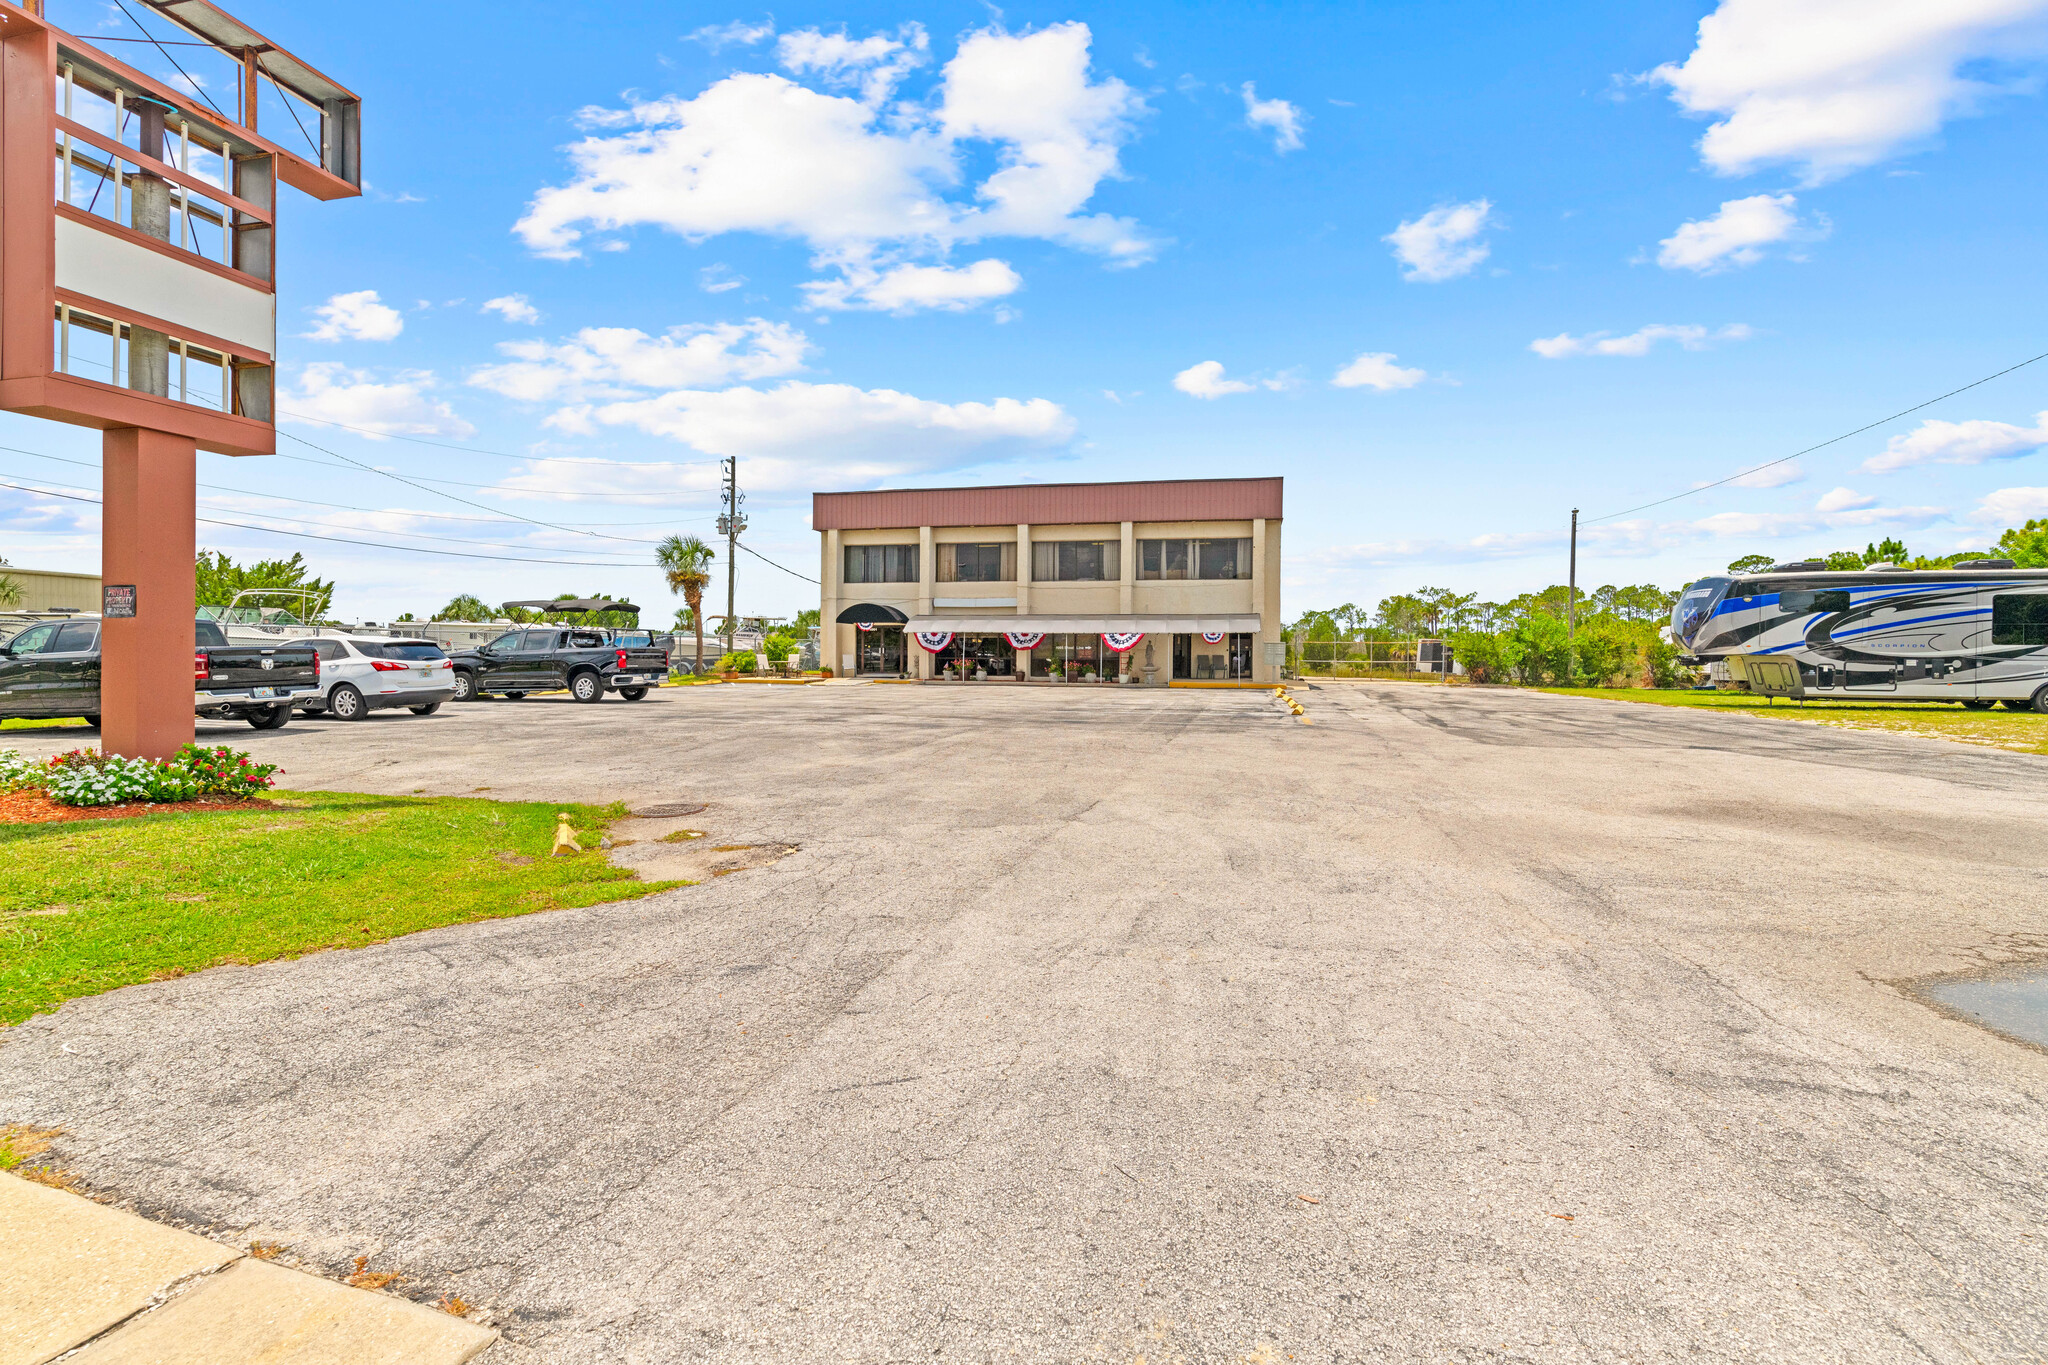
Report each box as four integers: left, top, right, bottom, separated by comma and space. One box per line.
82, 714, 100, 728
1961, 699, 1996, 710
246, 705, 290, 730
570, 671, 604, 703
451, 670, 480, 703
620, 687, 648, 701
328, 683, 368, 721
410, 702, 442, 715
2032, 685, 2048, 714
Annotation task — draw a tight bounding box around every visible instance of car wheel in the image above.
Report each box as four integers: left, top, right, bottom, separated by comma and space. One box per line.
328, 683, 367, 721
410, 702, 442, 715
246, 705, 290, 730
452, 670, 479, 702
2032, 685, 2048, 714
571, 671, 603, 703
1961, 699, 1996, 710
82, 714, 101, 728
620, 687, 649, 701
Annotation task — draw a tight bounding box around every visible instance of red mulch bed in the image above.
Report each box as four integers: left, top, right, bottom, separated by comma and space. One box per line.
0, 790, 265, 825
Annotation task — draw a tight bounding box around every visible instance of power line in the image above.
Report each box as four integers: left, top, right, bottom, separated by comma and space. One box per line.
274, 409, 725, 469
0, 477, 657, 567
1587, 347, 2048, 524
736, 538, 818, 584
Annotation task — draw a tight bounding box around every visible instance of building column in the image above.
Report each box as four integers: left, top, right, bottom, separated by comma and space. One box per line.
823, 527, 842, 674
1251, 517, 1272, 682
102, 427, 197, 759
917, 525, 933, 679
1016, 523, 1031, 614
1119, 520, 1135, 614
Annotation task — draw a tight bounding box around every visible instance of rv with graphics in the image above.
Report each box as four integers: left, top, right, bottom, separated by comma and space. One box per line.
1671, 558, 2048, 710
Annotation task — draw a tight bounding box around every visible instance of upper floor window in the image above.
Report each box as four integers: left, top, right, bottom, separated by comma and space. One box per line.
939, 543, 1014, 583
845, 544, 920, 584
1138, 538, 1252, 580
1032, 541, 1119, 582
1778, 589, 1850, 615
1991, 593, 2048, 647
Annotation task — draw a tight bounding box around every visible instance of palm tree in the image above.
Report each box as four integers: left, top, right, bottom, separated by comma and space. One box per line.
656, 533, 718, 675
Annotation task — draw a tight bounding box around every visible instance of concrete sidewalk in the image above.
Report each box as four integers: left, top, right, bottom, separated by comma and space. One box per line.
1, 1173, 494, 1365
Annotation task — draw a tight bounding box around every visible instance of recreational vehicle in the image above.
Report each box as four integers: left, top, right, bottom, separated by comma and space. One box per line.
1671, 559, 2048, 710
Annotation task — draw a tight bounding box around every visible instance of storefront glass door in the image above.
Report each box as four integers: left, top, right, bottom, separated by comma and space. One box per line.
857, 627, 905, 675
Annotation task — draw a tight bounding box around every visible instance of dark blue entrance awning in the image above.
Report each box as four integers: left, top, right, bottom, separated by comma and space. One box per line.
837, 603, 909, 625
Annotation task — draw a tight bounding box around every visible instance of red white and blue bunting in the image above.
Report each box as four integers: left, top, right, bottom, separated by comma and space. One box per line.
1004, 631, 1045, 649
914, 631, 955, 652
1102, 632, 1144, 653
857, 622, 878, 632
1201, 631, 1225, 643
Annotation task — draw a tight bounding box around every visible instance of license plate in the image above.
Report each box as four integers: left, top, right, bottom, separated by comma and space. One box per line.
251, 686, 276, 698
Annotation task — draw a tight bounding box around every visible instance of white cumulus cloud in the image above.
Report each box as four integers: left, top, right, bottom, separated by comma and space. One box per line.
1241, 82, 1305, 152
467, 319, 811, 404
1384, 200, 1493, 282
777, 24, 929, 104
1172, 360, 1293, 399
514, 22, 1154, 310
527, 382, 1075, 493
480, 294, 541, 324
1331, 352, 1426, 392
1648, 0, 2048, 183
1864, 411, 2048, 471
1815, 486, 1876, 511
1974, 485, 2048, 525
802, 258, 1021, 313
1530, 323, 1752, 358
687, 19, 774, 51
303, 290, 403, 343
1658, 193, 1821, 272
279, 364, 475, 440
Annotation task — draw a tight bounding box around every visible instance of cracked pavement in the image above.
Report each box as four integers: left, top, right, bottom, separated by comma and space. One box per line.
3, 681, 2047, 1362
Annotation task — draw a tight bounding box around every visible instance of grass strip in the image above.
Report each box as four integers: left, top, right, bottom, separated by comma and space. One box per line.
0, 791, 685, 1026
1538, 687, 2048, 756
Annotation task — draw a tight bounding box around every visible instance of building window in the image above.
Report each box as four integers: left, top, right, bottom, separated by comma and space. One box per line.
844, 544, 919, 584
1991, 593, 2048, 646
1138, 538, 1252, 580
938, 542, 1014, 582
1031, 540, 1119, 582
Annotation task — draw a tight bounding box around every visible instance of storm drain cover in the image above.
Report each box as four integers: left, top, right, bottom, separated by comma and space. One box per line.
632, 802, 707, 818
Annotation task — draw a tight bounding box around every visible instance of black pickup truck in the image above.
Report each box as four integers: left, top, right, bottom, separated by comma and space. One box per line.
0, 616, 320, 729
448, 626, 669, 704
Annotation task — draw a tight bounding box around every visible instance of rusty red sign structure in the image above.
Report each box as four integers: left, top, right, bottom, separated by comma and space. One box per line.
0, 0, 359, 756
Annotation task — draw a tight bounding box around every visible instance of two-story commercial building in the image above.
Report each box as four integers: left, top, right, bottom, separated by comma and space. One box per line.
816, 477, 1283, 684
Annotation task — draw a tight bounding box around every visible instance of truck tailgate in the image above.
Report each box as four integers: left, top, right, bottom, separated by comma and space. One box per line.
202, 647, 318, 691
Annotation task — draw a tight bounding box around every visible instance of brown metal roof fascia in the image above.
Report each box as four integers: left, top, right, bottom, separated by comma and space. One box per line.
813, 477, 1283, 531
138, 0, 358, 104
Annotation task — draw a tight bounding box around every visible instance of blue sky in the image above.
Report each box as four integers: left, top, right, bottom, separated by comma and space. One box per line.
7, 0, 2048, 625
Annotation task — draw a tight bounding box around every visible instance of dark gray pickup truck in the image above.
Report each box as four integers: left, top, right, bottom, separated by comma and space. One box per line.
0, 615, 320, 729
448, 626, 669, 704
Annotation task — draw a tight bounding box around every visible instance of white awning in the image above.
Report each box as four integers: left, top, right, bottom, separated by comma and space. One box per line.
905, 613, 1261, 634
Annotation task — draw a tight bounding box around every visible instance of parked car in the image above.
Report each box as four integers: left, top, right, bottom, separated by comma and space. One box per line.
0, 616, 319, 729
296, 637, 456, 720
448, 627, 669, 703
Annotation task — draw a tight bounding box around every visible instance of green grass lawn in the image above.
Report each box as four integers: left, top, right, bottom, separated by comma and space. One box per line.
0, 717, 84, 731
0, 792, 685, 1026
1538, 687, 2048, 756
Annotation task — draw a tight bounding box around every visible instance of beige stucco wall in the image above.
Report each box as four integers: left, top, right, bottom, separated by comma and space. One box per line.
821, 516, 1283, 682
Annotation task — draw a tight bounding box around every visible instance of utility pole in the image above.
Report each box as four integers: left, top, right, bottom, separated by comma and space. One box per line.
715, 457, 746, 655
1567, 507, 1579, 684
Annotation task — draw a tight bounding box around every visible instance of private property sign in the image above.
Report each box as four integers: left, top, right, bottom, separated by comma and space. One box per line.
102, 583, 136, 618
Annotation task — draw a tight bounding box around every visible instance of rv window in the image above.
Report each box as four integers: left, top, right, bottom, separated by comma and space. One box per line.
1991, 593, 2048, 647
1779, 590, 1851, 615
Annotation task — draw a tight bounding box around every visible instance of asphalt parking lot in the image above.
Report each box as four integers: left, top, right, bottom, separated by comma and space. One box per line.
5, 681, 2048, 1363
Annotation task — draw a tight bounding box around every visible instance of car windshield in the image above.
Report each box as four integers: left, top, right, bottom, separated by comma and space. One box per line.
1672, 576, 1732, 649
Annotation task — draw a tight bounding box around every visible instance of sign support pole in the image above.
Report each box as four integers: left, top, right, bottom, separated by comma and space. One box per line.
101, 427, 197, 759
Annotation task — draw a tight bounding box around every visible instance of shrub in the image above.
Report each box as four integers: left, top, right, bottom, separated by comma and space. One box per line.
0, 745, 279, 807
714, 650, 758, 674
761, 632, 799, 663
